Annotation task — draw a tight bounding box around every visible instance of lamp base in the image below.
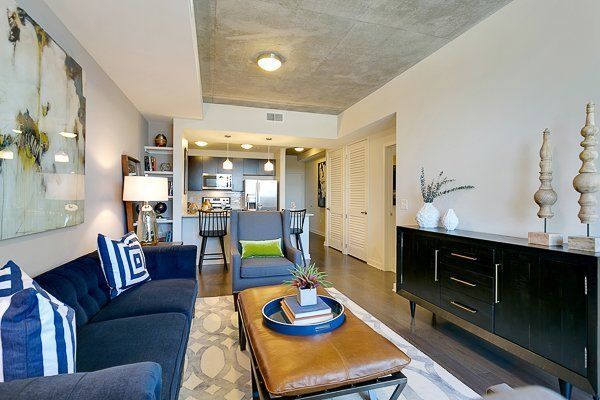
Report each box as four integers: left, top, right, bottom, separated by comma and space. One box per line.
568, 236, 600, 252
136, 202, 158, 246
527, 232, 563, 246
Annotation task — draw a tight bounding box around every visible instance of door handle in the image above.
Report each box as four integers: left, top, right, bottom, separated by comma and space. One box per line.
450, 276, 477, 287
450, 252, 478, 261
494, 263, 501, 304
434, 249, 439, 282
361, 211, 368, 215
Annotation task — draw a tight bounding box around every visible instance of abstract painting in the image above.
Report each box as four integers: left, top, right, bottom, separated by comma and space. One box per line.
317, 161, 326, 208
0, 0, 85, 240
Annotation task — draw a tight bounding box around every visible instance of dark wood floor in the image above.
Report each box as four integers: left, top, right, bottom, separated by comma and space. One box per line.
198, 233, 592, 399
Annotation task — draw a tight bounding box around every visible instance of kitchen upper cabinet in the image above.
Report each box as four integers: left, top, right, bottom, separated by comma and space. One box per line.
243, 159, 259, 175
400, 231, 440, 306
232, 158, 244, 191
187, 156, 203, 191
202, 156, 219, 174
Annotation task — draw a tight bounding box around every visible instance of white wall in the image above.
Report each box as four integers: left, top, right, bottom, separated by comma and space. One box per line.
285, 155, 305, 210
338, 0, 600, 239
0, 0, 147, 276
367, 130, 396, 270
305, 156, 326, 236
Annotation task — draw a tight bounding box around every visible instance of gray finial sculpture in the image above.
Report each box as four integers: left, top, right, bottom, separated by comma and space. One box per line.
569, 102, 600, 251
528, 129, 562, 246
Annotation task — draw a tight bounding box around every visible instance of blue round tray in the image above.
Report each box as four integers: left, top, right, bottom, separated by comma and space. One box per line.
262, 295, 345, 336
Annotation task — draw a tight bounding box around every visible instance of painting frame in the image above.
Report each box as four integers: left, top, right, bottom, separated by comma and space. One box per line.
317, 161, 326, 208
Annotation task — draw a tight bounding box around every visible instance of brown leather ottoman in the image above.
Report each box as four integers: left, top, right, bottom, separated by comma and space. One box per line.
237, 285, 410, 399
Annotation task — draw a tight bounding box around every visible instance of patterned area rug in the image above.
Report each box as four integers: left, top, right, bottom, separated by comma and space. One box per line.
179, 289, 480, 400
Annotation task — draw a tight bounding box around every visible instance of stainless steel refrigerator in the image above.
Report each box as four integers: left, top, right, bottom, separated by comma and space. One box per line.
244, 180, 278, 211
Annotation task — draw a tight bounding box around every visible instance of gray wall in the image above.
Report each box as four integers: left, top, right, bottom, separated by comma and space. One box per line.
0, 0, 147, 276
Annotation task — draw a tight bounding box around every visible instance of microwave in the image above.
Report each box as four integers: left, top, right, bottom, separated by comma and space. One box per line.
202, 173, 232, 190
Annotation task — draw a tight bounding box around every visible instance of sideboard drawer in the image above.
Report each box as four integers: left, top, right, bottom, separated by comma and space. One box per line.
441, 288, 493, 331
439, 241, 496, 274
440, 264, 493, 304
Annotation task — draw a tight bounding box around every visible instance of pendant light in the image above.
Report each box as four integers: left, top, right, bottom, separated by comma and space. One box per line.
223, 135, 233, 170
264, 138, 274, 172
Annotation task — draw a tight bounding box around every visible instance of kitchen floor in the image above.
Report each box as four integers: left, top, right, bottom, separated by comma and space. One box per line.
197, 233, 591, 399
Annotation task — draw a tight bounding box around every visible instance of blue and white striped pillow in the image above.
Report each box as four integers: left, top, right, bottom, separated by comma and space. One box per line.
0, 262, 76, 382
97, 232, 151, 298
0, 260, 34, 296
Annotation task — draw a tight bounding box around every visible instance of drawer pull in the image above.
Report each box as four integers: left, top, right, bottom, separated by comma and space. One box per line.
450, 276, 477, 287
450, 252, 478, 261
450, 301, 478, 314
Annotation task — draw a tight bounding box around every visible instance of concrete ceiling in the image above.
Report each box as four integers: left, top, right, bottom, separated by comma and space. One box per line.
194, 0, 512, 115
46, 0, 203, 120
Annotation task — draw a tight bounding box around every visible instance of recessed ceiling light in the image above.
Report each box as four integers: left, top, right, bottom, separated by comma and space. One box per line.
241, 144, 253, 150
257, 52, 282, 72
59, 131, 77, 138
294, 147, 305, 152
195, 141, 208, 147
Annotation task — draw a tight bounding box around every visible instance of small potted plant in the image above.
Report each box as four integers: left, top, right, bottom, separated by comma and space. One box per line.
286, 263, 332, 306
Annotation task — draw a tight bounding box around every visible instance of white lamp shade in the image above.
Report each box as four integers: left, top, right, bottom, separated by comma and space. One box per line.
123, 176, 168, 202
264, 160, 274, 172
223, 158, 233, 170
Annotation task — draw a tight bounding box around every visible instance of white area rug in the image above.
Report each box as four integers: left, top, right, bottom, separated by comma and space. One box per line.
179, 289, 480, 400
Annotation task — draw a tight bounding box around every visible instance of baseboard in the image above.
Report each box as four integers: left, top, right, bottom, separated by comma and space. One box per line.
367, 258, 384, 271
310, 228, 325, 236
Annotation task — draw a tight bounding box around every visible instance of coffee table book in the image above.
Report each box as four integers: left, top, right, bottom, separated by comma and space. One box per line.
280, 301, 333, 325
282, 296, 331, 318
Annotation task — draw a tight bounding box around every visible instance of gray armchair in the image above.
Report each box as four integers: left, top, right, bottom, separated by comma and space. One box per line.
230, 210, 303, 299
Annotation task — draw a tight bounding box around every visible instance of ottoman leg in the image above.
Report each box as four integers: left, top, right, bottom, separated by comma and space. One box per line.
367, 389, 378, 400
238, 311, 246, 351
251, 370, 259, 399
389, 381, 407, 400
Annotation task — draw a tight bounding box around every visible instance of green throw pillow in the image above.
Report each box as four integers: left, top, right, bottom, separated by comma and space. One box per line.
240, 238, 284, 259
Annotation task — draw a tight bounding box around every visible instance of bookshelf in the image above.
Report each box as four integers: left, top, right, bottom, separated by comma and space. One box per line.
143, 140, 174, 242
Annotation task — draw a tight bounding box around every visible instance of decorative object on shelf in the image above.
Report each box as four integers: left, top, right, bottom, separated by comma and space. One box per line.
200, 199, 212, 211
442, 209, 459, 231
154, 202, 168, 217
417, 168, 474, 228
0, 2, 86, 240
318, 161, 326, 208
154, 132, 167, 147
123, 176, 168, 245
528, 129, 563, 246
569, 102, 600, 252
187, 202, 198, 214
159, 162, 172, 172
264, 137, 274, 172
285, 263, 332, 306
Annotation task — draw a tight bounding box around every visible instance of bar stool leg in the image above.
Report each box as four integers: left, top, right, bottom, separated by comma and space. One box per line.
198, 236, 207, 274
219, 236, 228, 271
296, 233, 307, 267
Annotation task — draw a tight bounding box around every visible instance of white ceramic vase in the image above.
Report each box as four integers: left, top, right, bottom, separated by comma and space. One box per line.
297, 287, 317, 306
416, 203, 440, 228
442, 209, 459, 231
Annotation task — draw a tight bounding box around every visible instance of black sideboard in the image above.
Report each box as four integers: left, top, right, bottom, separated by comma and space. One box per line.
396, 225, 599, 399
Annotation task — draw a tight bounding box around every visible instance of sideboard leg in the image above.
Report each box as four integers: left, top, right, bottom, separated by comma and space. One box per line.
409, 301, 416, 319
558, 379, 572, 400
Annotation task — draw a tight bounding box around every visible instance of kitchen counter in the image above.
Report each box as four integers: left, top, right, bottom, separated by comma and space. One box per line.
181, 211, 312, 266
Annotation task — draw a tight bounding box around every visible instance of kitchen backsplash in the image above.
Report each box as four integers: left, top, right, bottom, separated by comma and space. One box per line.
188, 191, 244, 210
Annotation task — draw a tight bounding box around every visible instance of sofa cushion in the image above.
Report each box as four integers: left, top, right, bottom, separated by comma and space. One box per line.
35, 252, 110, 328
90, 279, 197, 323
77, 313, 189, 400
240, 257, 294, 278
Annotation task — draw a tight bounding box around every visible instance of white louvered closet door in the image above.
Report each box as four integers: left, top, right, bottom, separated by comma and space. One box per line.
327, 148, 344, 251
346, 139, 368, 261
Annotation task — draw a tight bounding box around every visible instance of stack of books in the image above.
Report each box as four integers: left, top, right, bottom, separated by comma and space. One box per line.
281, 296, 333, 325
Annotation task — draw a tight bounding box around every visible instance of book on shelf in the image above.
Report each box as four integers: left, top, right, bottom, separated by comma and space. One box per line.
144, 155, 151, 171
280, 301, 333, 325
281, 296, 331, 319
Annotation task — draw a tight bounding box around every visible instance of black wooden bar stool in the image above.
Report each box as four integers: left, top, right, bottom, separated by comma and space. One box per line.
290, 209, 307, 267
198, 210, 228, 273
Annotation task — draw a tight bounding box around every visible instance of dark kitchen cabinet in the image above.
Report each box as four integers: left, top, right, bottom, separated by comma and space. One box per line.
400, 231, 440, 306
232, 158, 244, 191
243, 159, 259, 175
187, 156, 203, 191
203, 156, 219, 174
397, 226, 598, 398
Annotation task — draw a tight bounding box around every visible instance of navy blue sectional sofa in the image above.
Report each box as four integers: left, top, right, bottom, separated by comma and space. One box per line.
0, 245, 198, 400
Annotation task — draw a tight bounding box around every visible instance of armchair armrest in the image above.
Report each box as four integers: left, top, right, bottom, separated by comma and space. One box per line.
283, 235, 303, 267
143, 245, 197, 280
0, 362, 162, 400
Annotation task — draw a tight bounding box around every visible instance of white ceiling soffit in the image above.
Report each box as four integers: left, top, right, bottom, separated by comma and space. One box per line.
45, 0, 203, 120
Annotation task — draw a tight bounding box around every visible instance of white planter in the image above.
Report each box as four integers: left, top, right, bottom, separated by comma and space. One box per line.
416, 203, 440, 228
297, 288, 317, 306
442, 209, 459, 231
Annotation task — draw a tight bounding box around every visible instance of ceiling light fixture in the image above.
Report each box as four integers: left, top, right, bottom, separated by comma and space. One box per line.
195, 141, 208, 147
257, 52, 282, 72
241, 144, 253, 150
59, 131, 77, 138
294, 147, 305, 152
264, 138, 274, 172
223, 135, 233, 170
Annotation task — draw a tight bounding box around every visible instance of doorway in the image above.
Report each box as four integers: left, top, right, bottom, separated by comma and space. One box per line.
384, 144, 397, 272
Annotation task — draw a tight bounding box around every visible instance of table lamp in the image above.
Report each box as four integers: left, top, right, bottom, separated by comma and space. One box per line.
123, 176, 168, 245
